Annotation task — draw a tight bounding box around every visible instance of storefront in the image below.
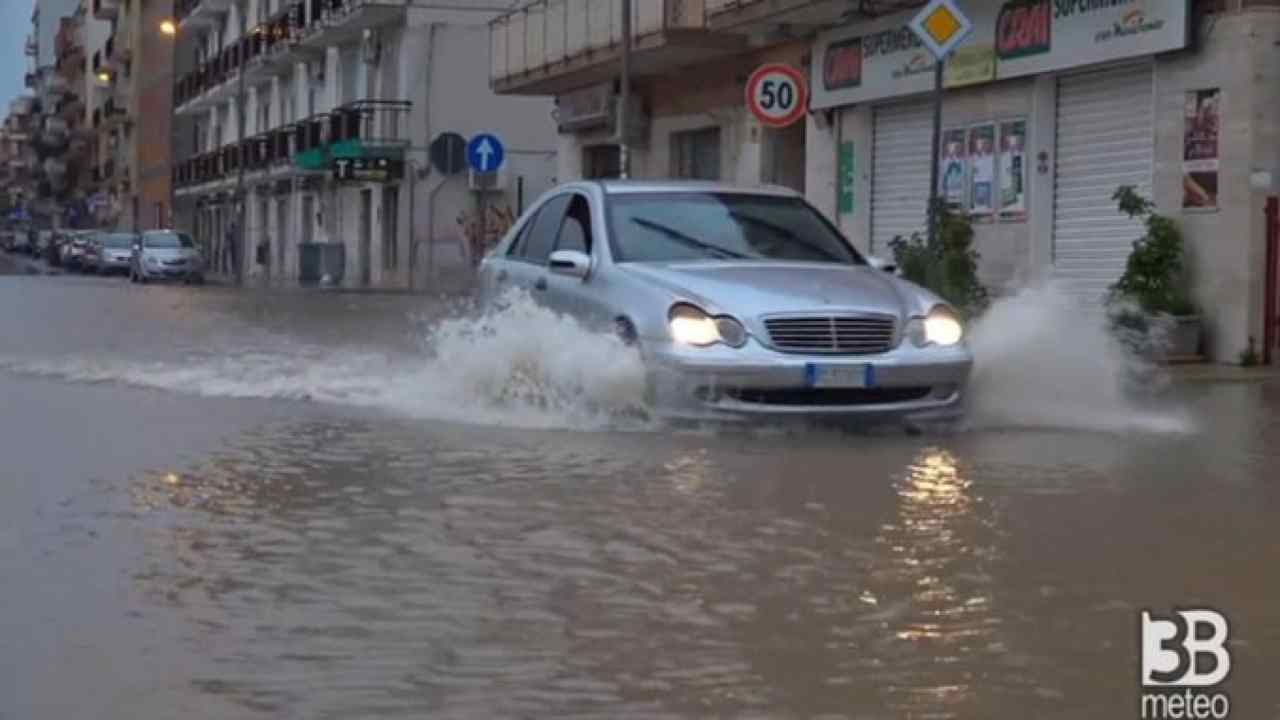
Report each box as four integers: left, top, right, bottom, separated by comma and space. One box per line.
807, 0, 1280, 362
809, 0, 1195, 297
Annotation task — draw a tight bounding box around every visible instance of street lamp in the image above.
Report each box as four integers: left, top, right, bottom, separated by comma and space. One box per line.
160, 17, 246, 286
96, 71, 111, 84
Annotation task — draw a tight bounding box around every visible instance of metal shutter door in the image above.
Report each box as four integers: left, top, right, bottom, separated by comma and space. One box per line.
1052, 63, 1154, 302
871, 101, 932, 253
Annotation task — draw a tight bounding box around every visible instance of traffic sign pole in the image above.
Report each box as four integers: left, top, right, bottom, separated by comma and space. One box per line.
928, 60, 943, 248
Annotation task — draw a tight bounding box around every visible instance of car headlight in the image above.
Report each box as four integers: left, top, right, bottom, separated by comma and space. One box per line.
905, 305, 964, 347
668, 303, 747, 348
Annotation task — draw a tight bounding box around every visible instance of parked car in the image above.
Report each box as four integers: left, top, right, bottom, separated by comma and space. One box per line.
60, 231, 95, 271
11, 230, 33, 254
84, 232, 136, 275
478, 181, 973, 423
130, 229, 205, 284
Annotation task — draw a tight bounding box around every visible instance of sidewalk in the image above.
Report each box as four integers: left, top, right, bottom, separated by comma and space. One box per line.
1168, 363, 1280, 383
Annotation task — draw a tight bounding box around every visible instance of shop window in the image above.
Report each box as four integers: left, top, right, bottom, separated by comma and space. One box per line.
671, 127, 721, 181
938, 117, 1028, 223
583, 145, 620, 179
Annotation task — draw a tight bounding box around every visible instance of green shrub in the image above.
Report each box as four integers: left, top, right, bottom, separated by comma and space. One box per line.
889, 199, 989, 317
1109, 186, 1196, 317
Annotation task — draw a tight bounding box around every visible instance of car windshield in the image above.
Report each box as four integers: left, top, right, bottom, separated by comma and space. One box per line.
144, 232, 195, 249
606, 192, 866, 265
104, 234, 134, 248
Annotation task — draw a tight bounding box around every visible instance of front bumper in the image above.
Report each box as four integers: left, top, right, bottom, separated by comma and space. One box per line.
141, 262, 202, 279
97, 257, 131, 270
643, 336, 972, 422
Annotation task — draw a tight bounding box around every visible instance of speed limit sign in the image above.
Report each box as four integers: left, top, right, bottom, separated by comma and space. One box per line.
746, 63, 809, 129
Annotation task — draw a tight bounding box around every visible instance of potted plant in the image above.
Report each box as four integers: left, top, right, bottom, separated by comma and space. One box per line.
1107, 186, 1202, 359
889, 199, 990, 318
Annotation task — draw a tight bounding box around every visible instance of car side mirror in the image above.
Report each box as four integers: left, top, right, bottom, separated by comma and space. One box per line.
867, 255, 897, 274
548, 249, 590, 279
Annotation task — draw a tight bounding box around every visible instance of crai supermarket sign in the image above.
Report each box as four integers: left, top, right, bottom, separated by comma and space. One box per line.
812, 0, 1190, 108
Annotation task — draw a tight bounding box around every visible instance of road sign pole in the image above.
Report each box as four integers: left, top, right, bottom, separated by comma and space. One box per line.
619, 0, 631, 179
927, 59, 943, 247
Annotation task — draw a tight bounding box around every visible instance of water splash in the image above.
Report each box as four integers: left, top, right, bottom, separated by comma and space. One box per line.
0, 290, 651, 431
964, 282, 1194, 434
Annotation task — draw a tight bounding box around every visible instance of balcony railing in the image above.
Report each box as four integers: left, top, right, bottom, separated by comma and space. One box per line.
489, 0, 743, 94
176, 0, 236, 25
173, 99, 410, 189
174, 12, 300, 109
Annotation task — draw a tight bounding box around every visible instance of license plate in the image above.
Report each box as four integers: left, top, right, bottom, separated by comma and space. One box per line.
805, 363, 873, 389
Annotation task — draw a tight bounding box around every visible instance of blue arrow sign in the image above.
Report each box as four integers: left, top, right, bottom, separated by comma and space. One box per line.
467, 133, 505, 173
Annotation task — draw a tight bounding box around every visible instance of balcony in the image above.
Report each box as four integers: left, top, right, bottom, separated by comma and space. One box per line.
93, 0, 119, 21
173, 100, 410, 193
701, 0, 855, 32
176, 0, 235, 29
243, 10, 307, 82
297, 0, 407, 48
103, 35, 123, 73
25, 35, 37, 57
101, 97, 129, 130
489, 0, 746, 96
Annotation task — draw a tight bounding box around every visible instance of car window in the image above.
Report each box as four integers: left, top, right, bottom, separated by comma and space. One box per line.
554, 195, 592, 255
607, 193, 866, 265
517, 194, 571, 264
143, 232, 195, 249
506, 213, 539, 258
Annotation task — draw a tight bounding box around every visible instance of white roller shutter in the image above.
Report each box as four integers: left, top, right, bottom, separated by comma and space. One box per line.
1052, 63, 1154, 302
871, 101, 932, 253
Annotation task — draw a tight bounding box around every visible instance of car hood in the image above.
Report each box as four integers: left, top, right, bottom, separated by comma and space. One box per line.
619, 261, 943, 320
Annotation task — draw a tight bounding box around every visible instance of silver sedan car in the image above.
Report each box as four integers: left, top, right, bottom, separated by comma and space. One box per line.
477, 181, 973, 422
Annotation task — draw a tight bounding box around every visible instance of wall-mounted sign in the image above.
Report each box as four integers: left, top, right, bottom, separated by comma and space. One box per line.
557, 82, 613, 132
812, 0, 1190, 109
746, 63, 809, 129
333, 156, 404, 183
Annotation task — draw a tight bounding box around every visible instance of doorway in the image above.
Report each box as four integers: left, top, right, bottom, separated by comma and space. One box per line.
301, 195, 314, 245
381, 185, 398, 275
359, 188, 373, 287
276, 194, 289, 283
764, 121, 806, 193
258, 196, 270, 280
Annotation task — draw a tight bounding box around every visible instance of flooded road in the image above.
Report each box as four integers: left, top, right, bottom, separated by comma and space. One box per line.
2, 274, 1279, 719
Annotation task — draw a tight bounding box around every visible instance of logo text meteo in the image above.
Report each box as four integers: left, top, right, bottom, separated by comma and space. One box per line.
1140, 609, 1231, 719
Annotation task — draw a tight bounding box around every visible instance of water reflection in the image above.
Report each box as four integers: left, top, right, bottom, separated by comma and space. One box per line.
122, 422, 1256, 718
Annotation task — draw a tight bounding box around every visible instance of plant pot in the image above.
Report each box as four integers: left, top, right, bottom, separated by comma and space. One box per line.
1167, 315, 1202, 358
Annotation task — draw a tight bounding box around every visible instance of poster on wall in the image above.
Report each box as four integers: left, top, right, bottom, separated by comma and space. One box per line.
1183, 88, 1220, 210
968, 124, 996, 222
999, 120, 1027, 221
939, 129, 968, 208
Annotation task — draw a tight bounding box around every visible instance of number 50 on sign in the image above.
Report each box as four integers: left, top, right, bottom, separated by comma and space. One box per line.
746, 63, 809, 129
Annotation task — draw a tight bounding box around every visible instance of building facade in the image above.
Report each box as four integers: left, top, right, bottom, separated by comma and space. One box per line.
169, 0, 558, 290
805, 0, 1280, 362
490, 0, 1280, 364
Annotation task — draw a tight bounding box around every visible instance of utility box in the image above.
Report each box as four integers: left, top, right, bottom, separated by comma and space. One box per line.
297, 242, 345, 287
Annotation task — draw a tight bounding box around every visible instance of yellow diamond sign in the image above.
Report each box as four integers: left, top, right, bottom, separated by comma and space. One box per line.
908, 0, 973, 60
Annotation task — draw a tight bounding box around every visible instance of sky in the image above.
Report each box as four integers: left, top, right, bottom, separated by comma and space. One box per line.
0, 0, 35, 115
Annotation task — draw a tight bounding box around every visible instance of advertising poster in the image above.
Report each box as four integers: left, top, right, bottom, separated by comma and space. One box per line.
1183, 88, 1220, 209
939, 129, 968, 208
999, 120, 1027, 221
968, 124, 996, 222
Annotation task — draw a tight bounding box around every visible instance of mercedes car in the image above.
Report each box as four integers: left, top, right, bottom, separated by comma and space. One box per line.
477, 181, 973, 422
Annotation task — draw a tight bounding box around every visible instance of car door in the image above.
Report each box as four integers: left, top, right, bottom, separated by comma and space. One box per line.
495, 193, 572, 302
540, 192, 609, 328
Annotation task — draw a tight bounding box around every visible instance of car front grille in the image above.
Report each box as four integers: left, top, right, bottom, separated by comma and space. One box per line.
722, 387, 931, 406
763, 315, 896, 354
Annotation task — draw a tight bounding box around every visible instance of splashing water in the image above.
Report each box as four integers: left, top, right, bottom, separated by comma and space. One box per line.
0, 291, 652, 431
964, 282, 1194, 434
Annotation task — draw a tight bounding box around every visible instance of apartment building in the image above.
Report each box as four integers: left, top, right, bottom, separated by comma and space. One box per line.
25, 0, 81, 227
86, 0, 175, 231
1, 98, 39, 215
490, 0, 1280, 363
168, 0, 558, 290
